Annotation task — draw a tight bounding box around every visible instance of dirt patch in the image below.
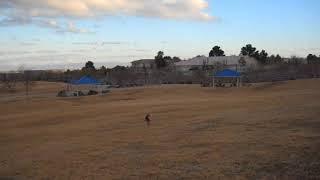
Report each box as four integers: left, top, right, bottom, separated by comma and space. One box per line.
253, 81, 286, 90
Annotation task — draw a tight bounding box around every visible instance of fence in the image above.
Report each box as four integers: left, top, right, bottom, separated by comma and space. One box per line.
2, 64, 320, 89
242, 64, 320, 83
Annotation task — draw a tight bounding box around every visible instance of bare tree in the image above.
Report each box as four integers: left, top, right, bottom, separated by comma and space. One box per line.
18, 65, 34, 96
239, 57, 247, 67
0, 73, 17, 92
142, 64, 148, 85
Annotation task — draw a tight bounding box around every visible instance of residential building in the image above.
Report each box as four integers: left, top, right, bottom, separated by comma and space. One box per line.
131, 59, 155, 71
174, 55, 258, 73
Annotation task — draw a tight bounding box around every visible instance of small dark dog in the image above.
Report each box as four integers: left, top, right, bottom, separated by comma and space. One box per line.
145, 113, 151, 126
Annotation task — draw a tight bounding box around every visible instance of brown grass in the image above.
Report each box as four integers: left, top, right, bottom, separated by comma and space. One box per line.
1, 79, 320, 179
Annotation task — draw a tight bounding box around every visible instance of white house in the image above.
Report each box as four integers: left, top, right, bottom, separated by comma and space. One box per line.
131, 59, 155, 70
174, 55, 258, 72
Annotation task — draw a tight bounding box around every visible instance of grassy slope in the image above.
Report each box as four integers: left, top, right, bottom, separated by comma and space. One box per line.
0, 79, 320, 179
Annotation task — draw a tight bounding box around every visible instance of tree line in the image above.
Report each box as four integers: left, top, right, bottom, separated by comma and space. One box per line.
210, 44, 320, 65
70, 44, 320, 72
1, 43, 319, 90
59, 44, 320, 84
153, 44, 320, 69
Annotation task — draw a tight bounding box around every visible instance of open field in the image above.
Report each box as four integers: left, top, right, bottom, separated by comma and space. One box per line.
1, 79, 320, 179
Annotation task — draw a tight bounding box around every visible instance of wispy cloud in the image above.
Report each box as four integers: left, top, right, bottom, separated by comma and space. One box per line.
0, 50, 31, 55
20, 42, 37, 46
0, 16, 31, 26
0, 53, 146, 71
73, 41, 132, 46
35, 50, 58, 54
0, 15, 93, 34
55, 22, 94, 34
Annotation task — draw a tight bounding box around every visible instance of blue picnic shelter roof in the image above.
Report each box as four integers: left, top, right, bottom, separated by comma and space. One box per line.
71, 75, 100, 85
214, 69, 241, 77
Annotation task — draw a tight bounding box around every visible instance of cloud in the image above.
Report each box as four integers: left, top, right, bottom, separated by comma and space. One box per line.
0, 0, 213, 32
1, 0, 213, 20
20, 42, 37, 46
55, 22, 93, 34
0, 16, 31, 26
35, 50, 58, 54
0, 50, 31, 56
132, 49, 150, 52
0, 15, 92, 33
0, 53, 144, 71
72, 41, 132, 46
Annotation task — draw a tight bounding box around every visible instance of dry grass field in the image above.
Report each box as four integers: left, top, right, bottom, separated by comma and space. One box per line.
1, 79, 320, 179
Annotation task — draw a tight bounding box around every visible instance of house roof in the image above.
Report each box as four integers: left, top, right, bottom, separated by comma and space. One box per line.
131, 59, 155, 64
214, 69, 241, 77
175, 56, 257, 66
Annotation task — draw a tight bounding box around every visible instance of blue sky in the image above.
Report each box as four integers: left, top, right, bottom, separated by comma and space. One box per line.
0, 0, 319, 71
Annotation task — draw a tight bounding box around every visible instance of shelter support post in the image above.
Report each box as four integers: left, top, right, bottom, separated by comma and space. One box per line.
212, 76, 215, 88
237, 77, 239, 87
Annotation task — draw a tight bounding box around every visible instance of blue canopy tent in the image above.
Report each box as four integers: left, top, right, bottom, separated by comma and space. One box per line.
71, 75, 100, 85
215, 69, 240, 78
213, 69, 241, 88
66, 75, 101, 92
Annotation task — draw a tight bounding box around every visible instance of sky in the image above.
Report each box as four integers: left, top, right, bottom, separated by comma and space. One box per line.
0, 0, 319, 71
